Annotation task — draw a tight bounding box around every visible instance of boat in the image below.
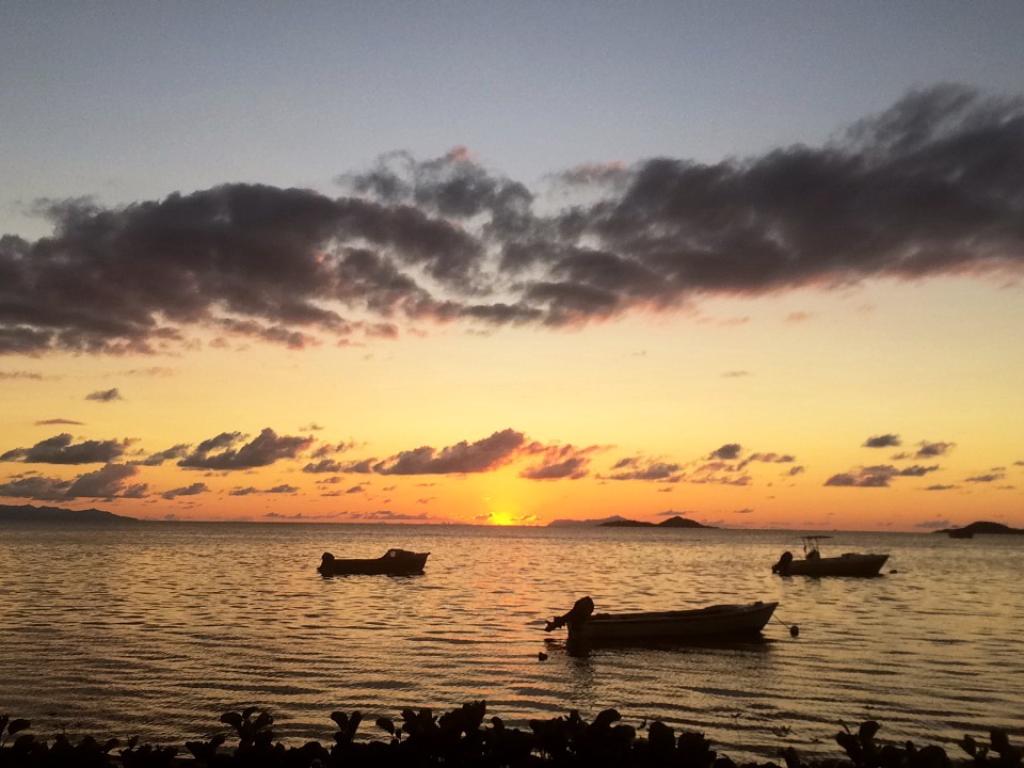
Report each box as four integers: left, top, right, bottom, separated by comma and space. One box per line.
318, 548, 429, 576
544, 596, 778, 645
948, 529, 974, 539
772, 536, 888, 577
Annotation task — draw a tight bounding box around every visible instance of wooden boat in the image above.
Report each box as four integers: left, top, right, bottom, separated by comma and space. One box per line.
948, 529, 974, 539
772, 537, 888, 577
544, 596, 777, 645
318, 548, 428, 576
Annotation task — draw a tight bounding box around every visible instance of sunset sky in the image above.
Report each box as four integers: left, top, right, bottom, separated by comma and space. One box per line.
2, 2, 1022, 529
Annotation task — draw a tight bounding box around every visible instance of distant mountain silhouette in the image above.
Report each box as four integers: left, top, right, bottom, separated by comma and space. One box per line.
658, 515, 713, 528
601, 519, 655, 527
599, 515, 713, 529
547, 515, 630, 527
936, 520, 1022, 535
0, 504, 138, 524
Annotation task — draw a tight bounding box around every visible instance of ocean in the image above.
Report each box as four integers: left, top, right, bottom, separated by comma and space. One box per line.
0, 523, 1020, 760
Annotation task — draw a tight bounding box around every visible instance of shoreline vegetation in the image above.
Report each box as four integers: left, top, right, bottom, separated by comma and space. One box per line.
1, 706, 1020, 768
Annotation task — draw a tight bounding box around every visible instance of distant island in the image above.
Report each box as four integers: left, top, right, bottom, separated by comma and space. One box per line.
601, 515, 713, 529
936, 520, 1022, 535
0, 504, 138, 524
547, 515, 630, 527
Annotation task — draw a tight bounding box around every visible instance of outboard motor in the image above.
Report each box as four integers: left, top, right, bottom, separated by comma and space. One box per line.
545, 595, 595, 632
772, 551, 794, 575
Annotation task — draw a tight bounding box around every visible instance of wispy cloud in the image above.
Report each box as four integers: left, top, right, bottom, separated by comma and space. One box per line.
85, 388, 122, 402
162, 482, 209, 500
229, 484, 299, 496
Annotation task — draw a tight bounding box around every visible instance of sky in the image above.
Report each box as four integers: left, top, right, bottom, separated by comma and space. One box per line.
1, 2, 1022, 529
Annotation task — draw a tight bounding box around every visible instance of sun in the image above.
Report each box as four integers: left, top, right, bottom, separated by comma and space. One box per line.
489, 511, 515, 526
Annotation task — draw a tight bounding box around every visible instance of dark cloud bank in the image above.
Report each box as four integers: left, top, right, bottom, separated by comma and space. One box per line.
0, 463, 146, 500
2, 84, 1023, 355
1, 433, 128, 464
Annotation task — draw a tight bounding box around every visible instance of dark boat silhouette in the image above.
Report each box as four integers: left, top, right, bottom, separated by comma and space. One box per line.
772, 536, 888, 577
318, 548, 429, 576
544, 596, 777, 645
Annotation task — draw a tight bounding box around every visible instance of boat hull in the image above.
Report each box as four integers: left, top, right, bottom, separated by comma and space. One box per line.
782, 554, 888, 577
568, 601, 777, 645
318, 551, 429, 576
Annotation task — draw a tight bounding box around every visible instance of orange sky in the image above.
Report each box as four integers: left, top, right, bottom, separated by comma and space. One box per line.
2, 277, 1021, 530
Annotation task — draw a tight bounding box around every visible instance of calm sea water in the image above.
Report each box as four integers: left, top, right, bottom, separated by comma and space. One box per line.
0, 523, 1021, 760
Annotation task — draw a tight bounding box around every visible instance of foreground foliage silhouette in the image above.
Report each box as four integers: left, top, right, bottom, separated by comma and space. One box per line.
0, 706, 1019, 768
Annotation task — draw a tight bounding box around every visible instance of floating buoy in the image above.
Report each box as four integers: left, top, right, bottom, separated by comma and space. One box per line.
538, 652, 548, 661
790, 625, 800, 638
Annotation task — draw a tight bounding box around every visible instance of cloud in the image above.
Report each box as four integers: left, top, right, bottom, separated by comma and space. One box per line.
229, 484, 299, 496
85, 388, 122, 402
338, 458, 376, 474
136, 443, 191, 466
303, 458, 344, 474
916, 440, 955, 457
346, 484, 365, 494
605, 457, 683, 482
310, 440, 357, 459
0, 463, 150, 500
121, 367, 175, 377
898, 464, 940, 477
1, 433, 128, 464
787, 465, 805, 476
162, 482, 209, 500
264, 511, 345, 521
341, 509, 432, 522
0, 475, 72, 500
737, 451, 795, 470
708, 443, 742, 460
825, 469, 891, 488
925, 484, 958, 491
785, 312, 811, 323
269, 484, 300, 493
689, 473, 752, 486
553, 161, 630, 188
721, 370, 750, 378
864, 433, 901, 448
732, 508, 755, 514
825, 463, 939, 487
3, 85, 1024, 354
179, 428, 313, 470
370, 428, 526, 475
301, 423, 325, 432
34, 418, 85, 426
965, 472, 1005, 483
520, 456, 589, 479
0, 370, 45, 380
519, 444, 600, 480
